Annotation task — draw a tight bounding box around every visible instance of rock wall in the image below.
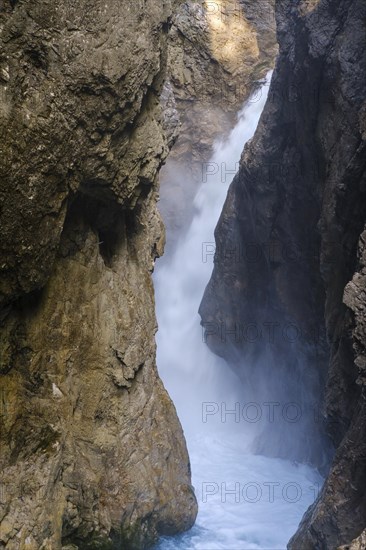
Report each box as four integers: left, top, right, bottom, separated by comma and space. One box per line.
199, 0, 366, 546
0, 1, 197, 548
168, 0, 277, 162
338, 530, 366, 550
158, 0, 277, 250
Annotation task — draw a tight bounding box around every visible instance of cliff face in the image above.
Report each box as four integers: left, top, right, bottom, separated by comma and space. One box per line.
0, 1, 197, 548
167, 0, 277, 162
199, 0, 366, 546
158, 0, 277, 249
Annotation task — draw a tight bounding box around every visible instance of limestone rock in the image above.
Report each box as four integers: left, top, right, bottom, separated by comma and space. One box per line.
0, 0, 197, 548
159, 0, 277, 251
338, 530, 366, 550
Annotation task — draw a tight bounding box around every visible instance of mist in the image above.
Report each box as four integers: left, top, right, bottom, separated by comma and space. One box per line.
154, 73, 324, 549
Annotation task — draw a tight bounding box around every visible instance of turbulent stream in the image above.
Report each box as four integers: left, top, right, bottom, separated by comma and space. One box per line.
154, 74, 323, 550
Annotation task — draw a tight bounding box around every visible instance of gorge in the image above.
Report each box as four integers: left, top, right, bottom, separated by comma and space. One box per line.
0, 0, 366, 549
154, 73, 323, 550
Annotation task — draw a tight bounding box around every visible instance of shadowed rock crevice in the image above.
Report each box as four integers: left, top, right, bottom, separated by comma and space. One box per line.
199, 0, 366, 546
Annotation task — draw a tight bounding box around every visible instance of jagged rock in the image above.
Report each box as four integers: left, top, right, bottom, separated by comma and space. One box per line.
168, 0, 277, 162
159, 0, 277, 251
0, 0, 197, 548
199, 0, 366, 546
338, 530, 366, 550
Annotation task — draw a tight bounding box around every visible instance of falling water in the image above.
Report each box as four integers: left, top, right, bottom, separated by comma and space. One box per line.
154, 74, 322, 550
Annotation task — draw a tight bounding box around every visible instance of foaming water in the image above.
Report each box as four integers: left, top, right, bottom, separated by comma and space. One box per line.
154, 74, 322, 549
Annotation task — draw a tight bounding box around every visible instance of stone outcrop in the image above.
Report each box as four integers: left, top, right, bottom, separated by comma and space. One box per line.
0, 0, 197, 548
158, 0, 277, 251
338, 530, 366, 550
168, 0, 277, 162
199, 0, 366, 546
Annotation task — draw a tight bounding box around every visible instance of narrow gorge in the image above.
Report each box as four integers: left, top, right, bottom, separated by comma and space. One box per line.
0, 1, 365, 549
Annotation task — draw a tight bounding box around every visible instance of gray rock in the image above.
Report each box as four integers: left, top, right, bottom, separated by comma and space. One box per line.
159, 0, 277, 252
199, 0, 366, 546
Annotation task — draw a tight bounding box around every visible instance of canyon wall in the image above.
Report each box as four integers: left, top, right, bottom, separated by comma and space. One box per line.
158, 0, 277, 249
199, 0, 366, 547
0, 1, 198, 548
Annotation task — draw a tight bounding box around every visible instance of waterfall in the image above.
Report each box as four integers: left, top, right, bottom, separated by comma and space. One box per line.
154, 74, 322, 550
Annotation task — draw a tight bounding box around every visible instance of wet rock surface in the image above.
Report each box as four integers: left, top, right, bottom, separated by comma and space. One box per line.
158, 0, 277, 251
199, 0, 366, 546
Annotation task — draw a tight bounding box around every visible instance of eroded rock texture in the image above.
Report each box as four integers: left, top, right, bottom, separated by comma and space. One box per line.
338, 529, 366, 550
168, 0, 277, 162
200, 0, 366, 546
158, 0, 277, 250
0, 1, 197, 548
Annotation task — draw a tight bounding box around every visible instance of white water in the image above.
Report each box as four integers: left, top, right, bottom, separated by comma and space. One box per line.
154, 74, 322, 550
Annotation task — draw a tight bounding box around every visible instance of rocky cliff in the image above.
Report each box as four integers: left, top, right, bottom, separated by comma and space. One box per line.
158, 0, 277, 250
199, 0, 366, 547
0, 1, 197, 548
168, 0, 277, 162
